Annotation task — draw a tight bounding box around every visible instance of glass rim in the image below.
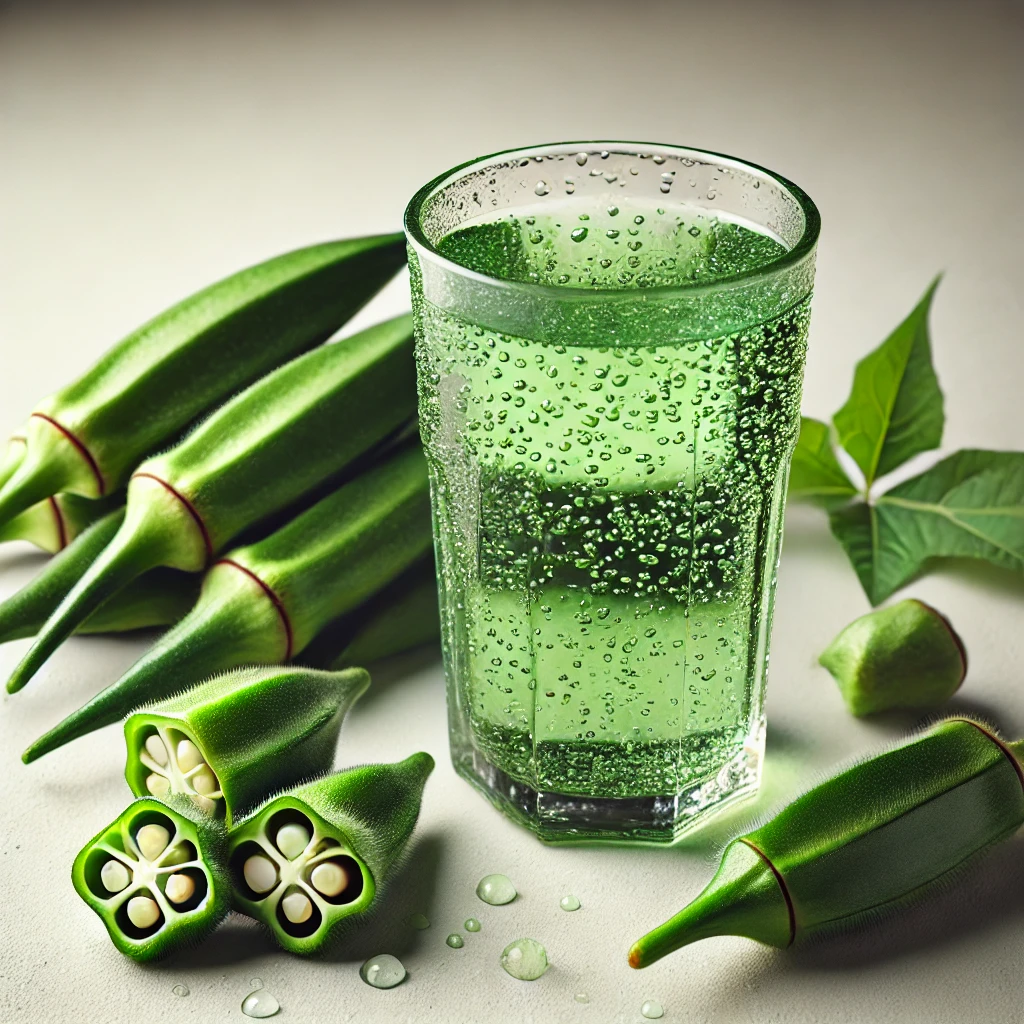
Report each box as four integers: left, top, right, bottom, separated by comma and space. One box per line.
404, 140, 821, 303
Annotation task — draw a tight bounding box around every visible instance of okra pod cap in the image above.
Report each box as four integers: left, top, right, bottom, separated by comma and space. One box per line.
124, 666, 370, 827
71, 796, 230, 962
228, 752, 434, 955
819, 599, 967, 716
0, 234, 407, 527
628, 718, 1024, 967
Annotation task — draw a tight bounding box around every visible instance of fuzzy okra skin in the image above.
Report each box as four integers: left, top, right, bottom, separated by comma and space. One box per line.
628, 718, 1024, 968
0, 235, 407, 528
8, 314, 417, 694
0, 490, 123, 553
23, 440, 431, 761
72, 796, 230, 962
125, 666, 369, 827
300, 558, 440, 669
228, 752, 434, 955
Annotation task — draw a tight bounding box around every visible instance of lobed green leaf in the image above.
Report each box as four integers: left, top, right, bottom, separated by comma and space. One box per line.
787, 416, 858, 506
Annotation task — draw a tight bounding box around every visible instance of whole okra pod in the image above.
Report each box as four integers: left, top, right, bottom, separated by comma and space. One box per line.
124, 666, 369, 826
8, 314, 417, 693
0, 235, 406, 528
628, 717, 1024, 968
229, 753, 434, 955
23, 439, 430, 760
72, 796, 230, 961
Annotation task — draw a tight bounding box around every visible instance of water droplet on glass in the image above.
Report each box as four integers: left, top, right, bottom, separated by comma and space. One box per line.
241, 989, 280, 1018
464, 918, 481, 932
477, 873, 517, 905
171, 984, 189, 998
652, 154, 666, 164
575, 992, 590, 1004
575, 152, 588, 166
641, 999, 665, 1018
559, 894, 581, 911
659, 182, 672, 193
500, 938, 549, 980
534, 181, 550, 196
446, 933, 465, 948
570, 227, 588, 243
360, 954, 407, 989
409, 912, 430, 930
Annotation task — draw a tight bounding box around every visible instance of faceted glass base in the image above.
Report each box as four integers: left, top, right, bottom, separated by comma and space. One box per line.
452, 724, 764, 844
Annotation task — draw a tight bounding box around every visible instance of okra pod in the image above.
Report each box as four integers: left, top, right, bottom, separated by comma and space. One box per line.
72, 796, 230, 962
0, 433, 26, 489
8, 314, 417, 693
628, 718, 1024, 968
0, 491, 123, 553
0, 235, 406, 526
23, 440, 430, 760
228, 752, 434, 955
300, 558, 440, 669
124, 666, 369, 826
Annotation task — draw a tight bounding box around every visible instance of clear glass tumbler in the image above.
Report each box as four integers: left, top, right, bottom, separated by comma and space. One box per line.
405, 142, 819, 842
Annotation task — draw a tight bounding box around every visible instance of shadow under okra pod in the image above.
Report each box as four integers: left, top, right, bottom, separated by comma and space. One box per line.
7, 313, 419, 695
628, 717, 1024, 968
228, 752, 435, 955
23, 438, 432, 761
0, 234, 407, 529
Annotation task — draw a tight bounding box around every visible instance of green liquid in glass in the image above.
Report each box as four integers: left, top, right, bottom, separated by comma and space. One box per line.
416, 198, 810, 837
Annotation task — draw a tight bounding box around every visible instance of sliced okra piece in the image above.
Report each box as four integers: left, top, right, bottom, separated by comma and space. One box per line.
124, 666, 369, 826
229, 752, 434, 955
72, 796, 230, 961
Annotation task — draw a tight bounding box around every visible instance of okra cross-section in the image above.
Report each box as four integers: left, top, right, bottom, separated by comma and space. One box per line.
124, 666, 370, 826
72, 797, 229, 961
228, 753, 434, 955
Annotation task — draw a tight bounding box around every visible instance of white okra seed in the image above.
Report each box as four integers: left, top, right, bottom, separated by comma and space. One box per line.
191, 794, 218, 814
310, 861, 348, 897
243, 854, 278, 894
100, 859, 131, 893
282, 892, 313, 924
126, 895, 160, 929
165, 873, 196, 904
276, 823, 311, 860
144, 734, 169, 767
191, 766, 217, 795
146, 773, 170, 797
177, 739, 203, 774
137, 824, 171, 861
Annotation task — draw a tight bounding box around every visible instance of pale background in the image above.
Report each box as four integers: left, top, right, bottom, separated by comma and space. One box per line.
1, 2, 1023, 1022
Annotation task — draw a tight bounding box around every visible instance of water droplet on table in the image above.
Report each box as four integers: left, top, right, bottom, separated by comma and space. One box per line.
249, 979, 263, 990
641, 999, 665, 1019
477, 873, 517, 905
171, 984, 189, 997
559, 894, 581, 912
574, 992, 590, 1004
464, 918, 481, 932
446, 933, 464, 948
409, 912, 430, 930
360, 954, 407, 989
500, 938, 549, 980
241, 989, 280, 1018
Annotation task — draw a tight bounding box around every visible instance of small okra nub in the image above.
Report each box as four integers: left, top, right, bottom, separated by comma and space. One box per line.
7, 314, 417, 694
627, 718, 1024, 968
0, 235, 407, 529
71, 796, 230, 962
23, 440, 429, 760
123, 665, 370, 827
0, 491, 124, 554
228, 752, 434, 955
299, 557, 440, 670
819, 598, 967, 716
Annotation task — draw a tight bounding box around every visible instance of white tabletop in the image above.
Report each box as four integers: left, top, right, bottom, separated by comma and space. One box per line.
2, 3, 1023, 1023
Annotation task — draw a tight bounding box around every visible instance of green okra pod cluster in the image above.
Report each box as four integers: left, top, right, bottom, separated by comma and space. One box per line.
229, 752, 434, 954
628, 717, 1024, 968
0, 235, 406, 528
8, 314, 417, 694
72, 796, 231, 962
25, 438, 431, 761
124, 666, 369, 826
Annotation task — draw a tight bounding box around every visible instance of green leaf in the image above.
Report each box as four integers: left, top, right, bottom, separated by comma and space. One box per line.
828, 449, 1024, 604
788, 416, 858, 506
832, 277, 944, 489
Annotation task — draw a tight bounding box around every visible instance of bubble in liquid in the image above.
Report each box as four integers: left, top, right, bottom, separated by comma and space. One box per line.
570, 227, 589, 243
476, 873, 517, 905
500, 938, 549, 980
360, 954, 407, 989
